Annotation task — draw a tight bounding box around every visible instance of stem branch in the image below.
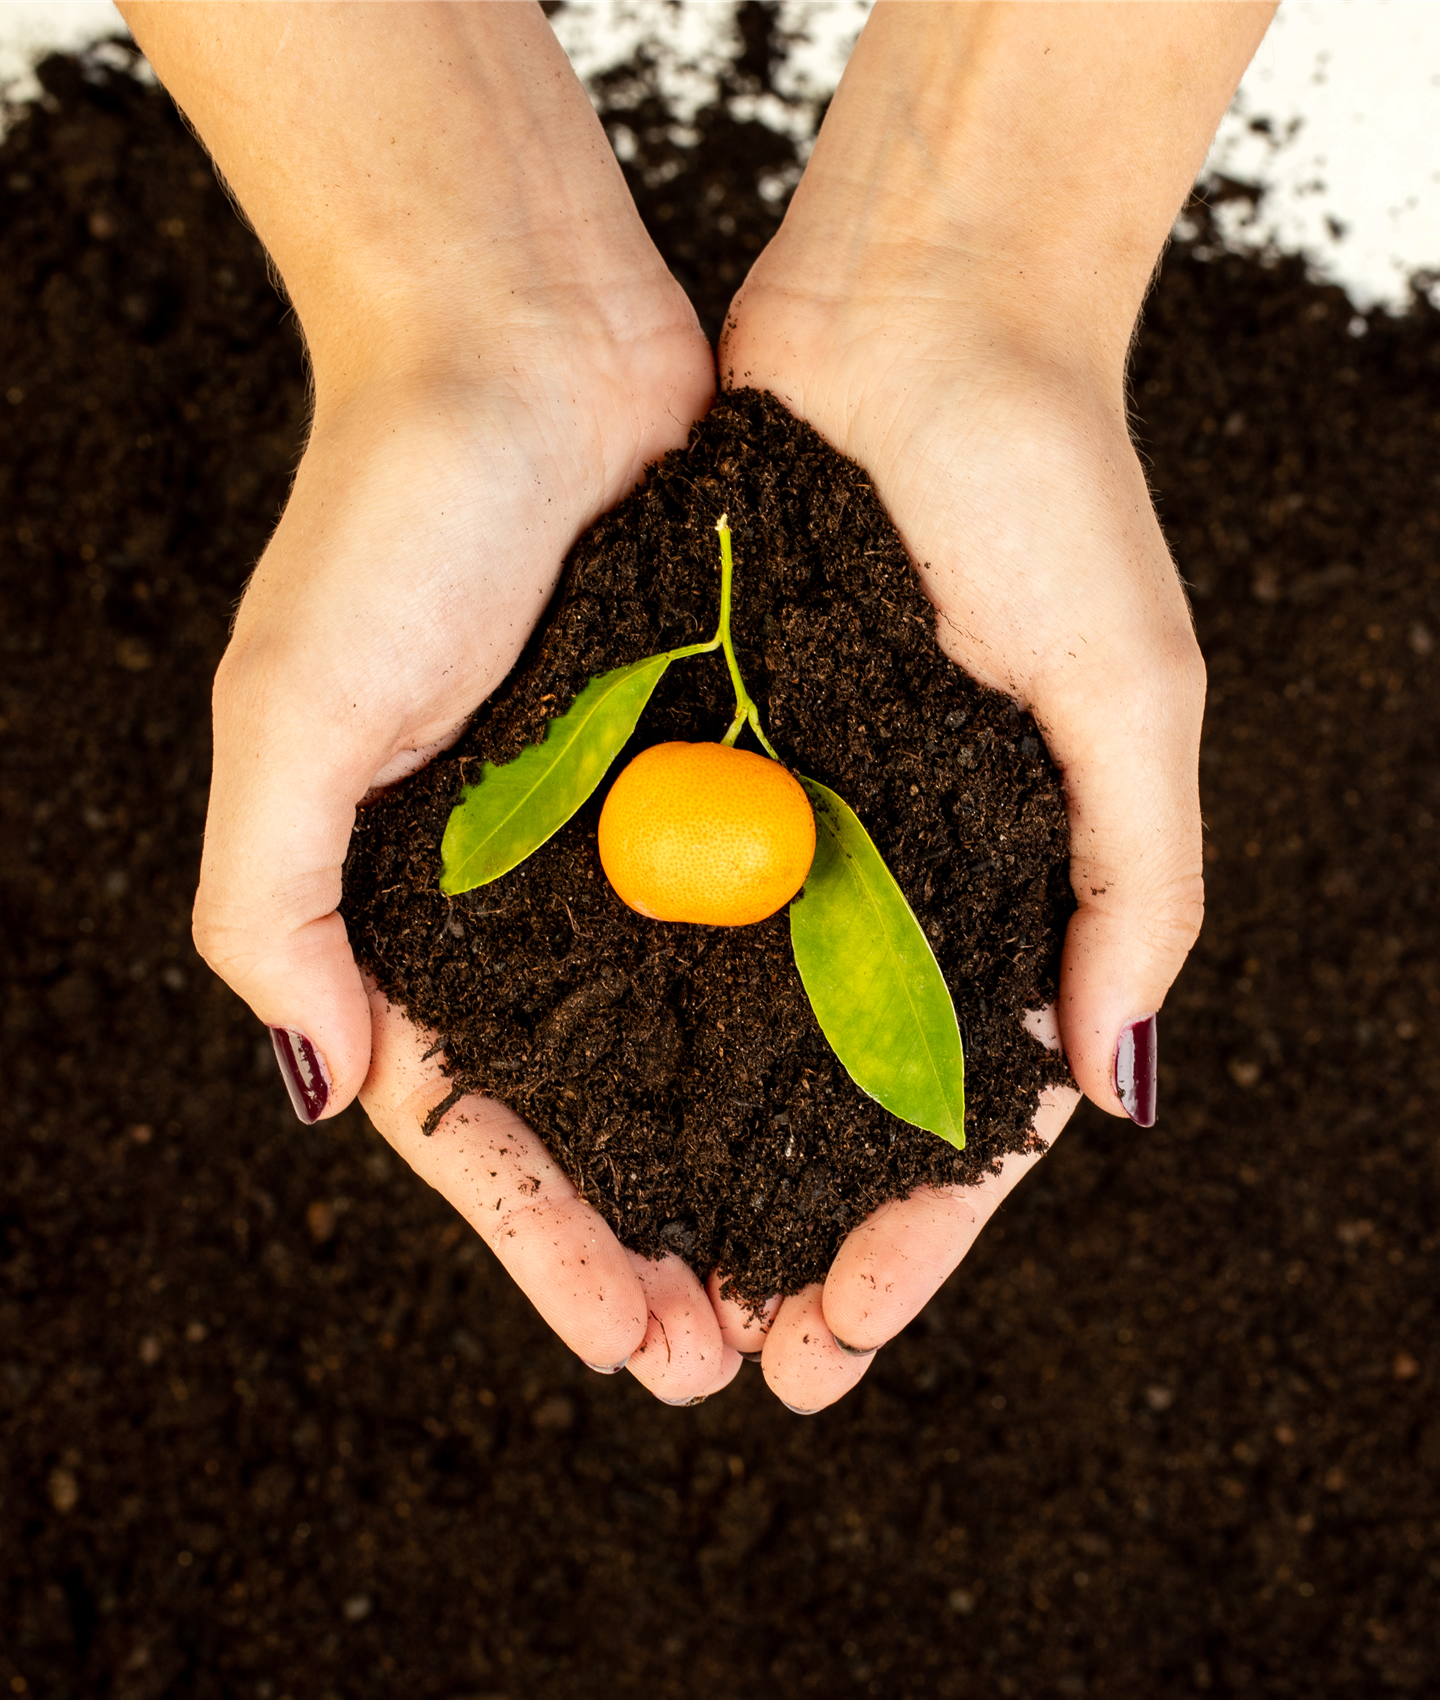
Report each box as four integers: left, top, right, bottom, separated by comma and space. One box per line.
713, 515, 780, 760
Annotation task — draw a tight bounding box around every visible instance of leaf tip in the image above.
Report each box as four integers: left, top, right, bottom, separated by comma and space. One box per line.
934, 1120, 966, 1152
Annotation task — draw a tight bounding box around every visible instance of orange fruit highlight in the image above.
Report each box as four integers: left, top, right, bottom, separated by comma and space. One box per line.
598, 741, 816, 926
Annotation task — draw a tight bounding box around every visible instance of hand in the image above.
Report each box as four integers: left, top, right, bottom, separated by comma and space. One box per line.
721, 280, 1205, 1124
199, 209, 752, 1397
125, 1, 743, 1400
704, 0, 1273, 1409
362, 982, 744, 1403
711, 276, 1193, 1407
201, 344, 767, 1403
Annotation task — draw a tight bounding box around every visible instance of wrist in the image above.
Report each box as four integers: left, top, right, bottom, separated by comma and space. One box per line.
298, 238, 700, 424
749, 0, 1272, 384
774, 161, 1144, 391
121, 2, 688, 405
737, 204, 1139, 404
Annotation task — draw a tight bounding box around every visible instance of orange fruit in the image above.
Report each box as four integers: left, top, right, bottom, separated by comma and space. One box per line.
598, 741, 816, 926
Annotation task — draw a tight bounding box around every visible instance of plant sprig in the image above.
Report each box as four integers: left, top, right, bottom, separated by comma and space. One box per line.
713, 518, 778, 759
439, 515, 966, 1147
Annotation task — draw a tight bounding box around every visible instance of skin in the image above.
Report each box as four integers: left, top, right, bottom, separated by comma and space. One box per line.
718, 0, 1276, 1406
119, 0, 1274, 1412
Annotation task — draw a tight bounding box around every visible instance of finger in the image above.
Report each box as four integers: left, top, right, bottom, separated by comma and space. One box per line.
701, 1345, 746, 1401
970, 439, 1206, 1125
706, 1270, 780, 1358
899, 420, 1204, 1129
760, 1283, 875, 1414
191, 422, 554, 1127
194, 629, 410, 1125
927, 478, 1205, 1126
822, 1084, 1080, 1354
1040, 622, 1205, 1124
361, 985, 648, 1370
624, 1253, 735, 1404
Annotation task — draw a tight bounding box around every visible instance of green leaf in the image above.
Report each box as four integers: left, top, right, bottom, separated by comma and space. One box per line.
439, 653, 672, 896
789, 779, 966, 1147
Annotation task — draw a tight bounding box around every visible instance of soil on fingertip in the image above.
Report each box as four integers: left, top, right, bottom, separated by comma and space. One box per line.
340, 389, 1075, 1308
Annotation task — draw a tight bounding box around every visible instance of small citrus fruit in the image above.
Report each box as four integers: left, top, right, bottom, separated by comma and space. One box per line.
598, 741, 816, 926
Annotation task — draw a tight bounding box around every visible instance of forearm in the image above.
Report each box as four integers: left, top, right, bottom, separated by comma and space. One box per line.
780, 0, 1274, 372
117, 2, 660, 400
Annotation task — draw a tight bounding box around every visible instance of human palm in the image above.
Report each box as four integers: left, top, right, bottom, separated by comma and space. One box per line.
194, 304, 756, 1402
708, 240, 1204, 1410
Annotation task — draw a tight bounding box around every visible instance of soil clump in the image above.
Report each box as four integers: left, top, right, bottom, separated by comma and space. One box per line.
341, 391, 1073, 1304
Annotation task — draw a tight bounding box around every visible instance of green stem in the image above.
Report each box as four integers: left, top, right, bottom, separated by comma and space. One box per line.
712, 515, 780, 760
658, 515, 780, 759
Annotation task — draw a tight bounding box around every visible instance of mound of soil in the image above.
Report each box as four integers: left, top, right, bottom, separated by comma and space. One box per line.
2, 16, 1437, 1700
341, 390, 1073, 1305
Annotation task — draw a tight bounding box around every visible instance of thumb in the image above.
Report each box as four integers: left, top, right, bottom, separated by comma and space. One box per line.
193, 648, 406, 1124
1041, 636, 1206, 1126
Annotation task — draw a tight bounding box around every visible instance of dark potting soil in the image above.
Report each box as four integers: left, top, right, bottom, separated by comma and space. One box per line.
4, 18, 1439, 1700
341, 390, 1073, 1305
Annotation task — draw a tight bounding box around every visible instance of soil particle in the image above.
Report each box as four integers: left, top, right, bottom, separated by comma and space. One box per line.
341, 389, 1074, 1306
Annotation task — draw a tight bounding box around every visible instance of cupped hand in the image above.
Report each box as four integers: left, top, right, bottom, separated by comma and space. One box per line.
720, 286, 1205, 1115
197, 320, 710, 1103
191, 236, 746, 1396
126, 0, 746, 1399
710, 139, 1206, 1415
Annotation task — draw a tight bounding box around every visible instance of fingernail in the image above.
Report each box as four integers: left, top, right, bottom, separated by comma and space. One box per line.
659, 1393, 707, 1407
1114, 1014, 1158, 1128
269, 1026, 330, 1125
832, 1335, 879, 1358
739, 1349, 765, 1363
580, 1358, 628, 1375
780, 1400, 820, 1416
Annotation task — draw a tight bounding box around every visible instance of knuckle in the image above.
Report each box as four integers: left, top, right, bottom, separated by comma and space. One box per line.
1125, 627, 1207, 720
1142, 868, 1206, 966
190, 881, 289, 997
190, 888, 237, 978
1170, 633, 1208, 705
1070, 858, 1205, 985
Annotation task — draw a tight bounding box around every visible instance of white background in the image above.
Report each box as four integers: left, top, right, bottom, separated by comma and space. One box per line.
3, 0, 1439, 312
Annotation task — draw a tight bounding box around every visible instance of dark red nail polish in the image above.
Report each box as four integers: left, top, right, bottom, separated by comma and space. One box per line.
269, 1026, 330, 1125
1114, 1015, 1158, 1127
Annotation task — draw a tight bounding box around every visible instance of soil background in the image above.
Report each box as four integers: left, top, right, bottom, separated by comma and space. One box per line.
2, 15, 1438, 1700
